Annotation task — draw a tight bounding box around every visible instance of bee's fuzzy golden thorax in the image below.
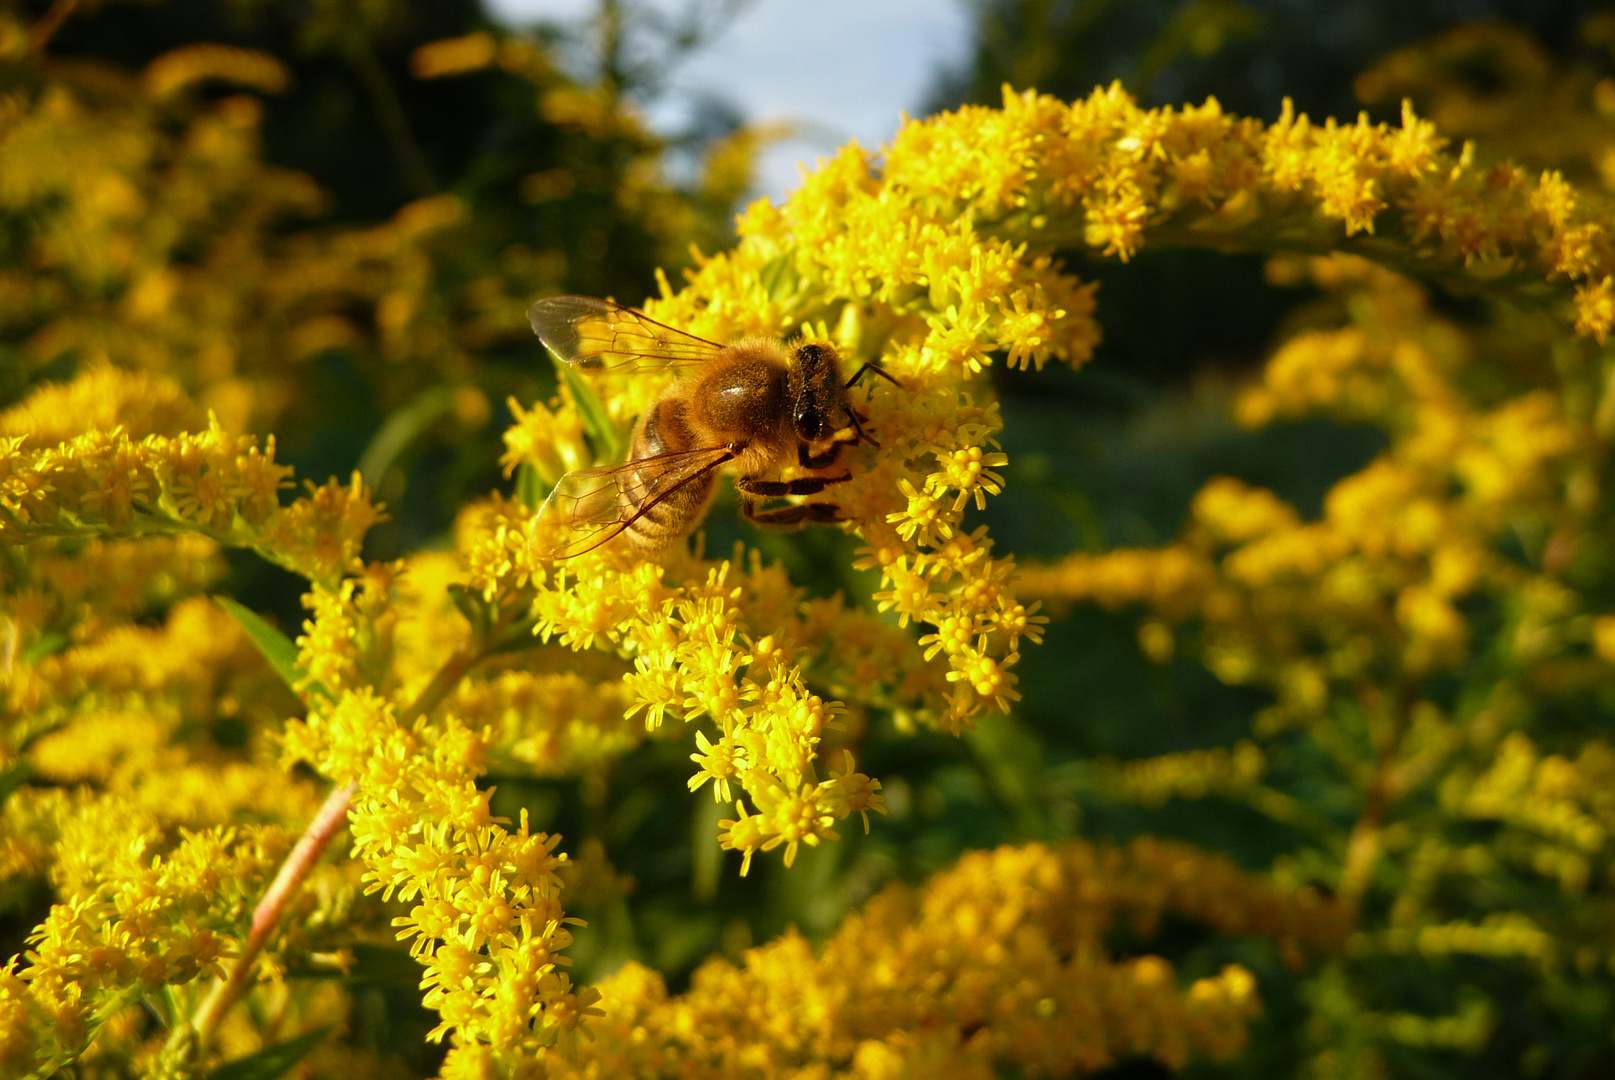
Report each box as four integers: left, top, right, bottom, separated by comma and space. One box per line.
684, 339, 794, 457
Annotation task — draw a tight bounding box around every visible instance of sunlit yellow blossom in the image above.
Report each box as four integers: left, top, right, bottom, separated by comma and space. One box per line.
499, 396, 588, 488
0, 364, 203, 445
548, 838, 1339, 1079
9, 812, 291, 1077
0, 421, 379, 585
283, 682, 601, 1070
10, 32, 1615, 1080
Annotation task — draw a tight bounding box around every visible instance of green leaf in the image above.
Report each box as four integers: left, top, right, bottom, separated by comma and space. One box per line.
484, 614, 540, 657
215, 596, 329, 702
759, 253, 799, 302
515, 462, 548, 510
0, 761, 31, 809
343, 943, 425, 985
356, 386, 457, 490
204, 1027, 329, 1080
21, 630, 68, 664
691, 789, 724, 902
447, 583, 488, 636
556, 360, 621, 464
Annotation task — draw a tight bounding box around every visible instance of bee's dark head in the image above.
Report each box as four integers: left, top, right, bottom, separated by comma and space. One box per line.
788, 342, 845, 441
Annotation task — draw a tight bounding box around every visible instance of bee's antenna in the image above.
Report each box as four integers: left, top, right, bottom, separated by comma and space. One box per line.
846, 362, 904, 390
845, 405, 880, 449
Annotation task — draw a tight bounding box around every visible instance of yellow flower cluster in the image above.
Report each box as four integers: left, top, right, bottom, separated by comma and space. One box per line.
14, 54, 1615, 1078
1354, 20, 1615, 196
1022, 255, 1591, 729
503, 78, 1615, 893
632, 138, 1093, 729
0, 590, 329, 1077
0, 24, 725, 473
0, 32, 603, 436
0, 415, 378, 586
18, 599, 281, 784
455, 667, 641, 779
5, 532, 223, 648
0, 363, 415, 1076
514, 540, 930, 873
281, 686, 601, 1075
551, 838, 1344, 1079
1444, 732, 1615, 895
3, 819, 289, 1078
898, 83, 1615, 335
280, 562, 605, 1075
1, 550, 310, 830
1106, 740, 1267, 807
0, 365, 203, 445
500, 397, 588, 489
1007, 109, 1615, 1060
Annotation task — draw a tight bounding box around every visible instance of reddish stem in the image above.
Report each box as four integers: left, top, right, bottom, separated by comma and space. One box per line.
171, 641, 485, 1062
171, 779, 355, 1055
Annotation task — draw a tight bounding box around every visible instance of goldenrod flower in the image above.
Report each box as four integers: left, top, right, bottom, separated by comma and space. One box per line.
11, 55, 1615, 1079
544, 837, 1338, 1078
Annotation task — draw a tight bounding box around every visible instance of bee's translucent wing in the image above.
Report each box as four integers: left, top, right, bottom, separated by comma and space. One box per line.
528, 295, 725, 371
530, 444, 735, 559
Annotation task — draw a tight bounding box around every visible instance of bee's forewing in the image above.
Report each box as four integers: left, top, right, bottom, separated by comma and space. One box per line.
527, 295, 725, 371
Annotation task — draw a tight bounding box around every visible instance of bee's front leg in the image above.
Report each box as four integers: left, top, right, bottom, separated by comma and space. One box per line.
798, 438, 855, 470
737, 472, 851, 497
741, 499, 844, 529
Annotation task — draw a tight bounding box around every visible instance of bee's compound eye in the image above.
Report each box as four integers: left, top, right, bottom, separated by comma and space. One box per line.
795, 392, 824, 440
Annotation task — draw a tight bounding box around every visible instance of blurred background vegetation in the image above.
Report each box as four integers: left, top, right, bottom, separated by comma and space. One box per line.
6, 0, 1615, 1076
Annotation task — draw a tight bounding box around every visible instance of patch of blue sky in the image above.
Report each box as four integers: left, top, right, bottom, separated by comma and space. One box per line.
484, 0, 973, 203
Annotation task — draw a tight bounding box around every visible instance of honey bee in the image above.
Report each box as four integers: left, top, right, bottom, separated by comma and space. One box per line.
526, 295, 895, 560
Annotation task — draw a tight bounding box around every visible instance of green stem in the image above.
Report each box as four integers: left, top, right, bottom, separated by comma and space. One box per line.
398, 641, 481, 726
1241, 785, 1347, 851
991, 211, 1574, 313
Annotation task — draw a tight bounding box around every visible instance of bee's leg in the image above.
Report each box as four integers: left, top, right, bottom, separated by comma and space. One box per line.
737, 473, 851, 497
801, 414, 875, 467
798, 440, 844, 470
742, 500, 843, 528
842, 405, 878, 449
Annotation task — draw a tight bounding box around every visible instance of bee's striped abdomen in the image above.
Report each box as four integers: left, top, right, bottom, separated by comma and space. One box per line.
621, 395, 719, 551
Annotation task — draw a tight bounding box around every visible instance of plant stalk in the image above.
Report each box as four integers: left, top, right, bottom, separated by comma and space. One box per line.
27, 0, 78, 52
1338, 679, 1414, 912
188, 779, 356, 1046
168, 639, 486, 1064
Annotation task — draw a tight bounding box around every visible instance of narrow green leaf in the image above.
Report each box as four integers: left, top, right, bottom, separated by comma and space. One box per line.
515, 462, 548, 510
204, 1027, 330, 1080
356, 386, 456, 490
343, 943, 426, 985
215, 597, 329, 702
0, 760, 32, 809
691, 789, 724, 902
556, 360, 621, 464
446, 583, 488, 637
21, 630, 68, 665
283, 943, 423, 984
484, 614, 541, 657
759, 253, 799, 302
